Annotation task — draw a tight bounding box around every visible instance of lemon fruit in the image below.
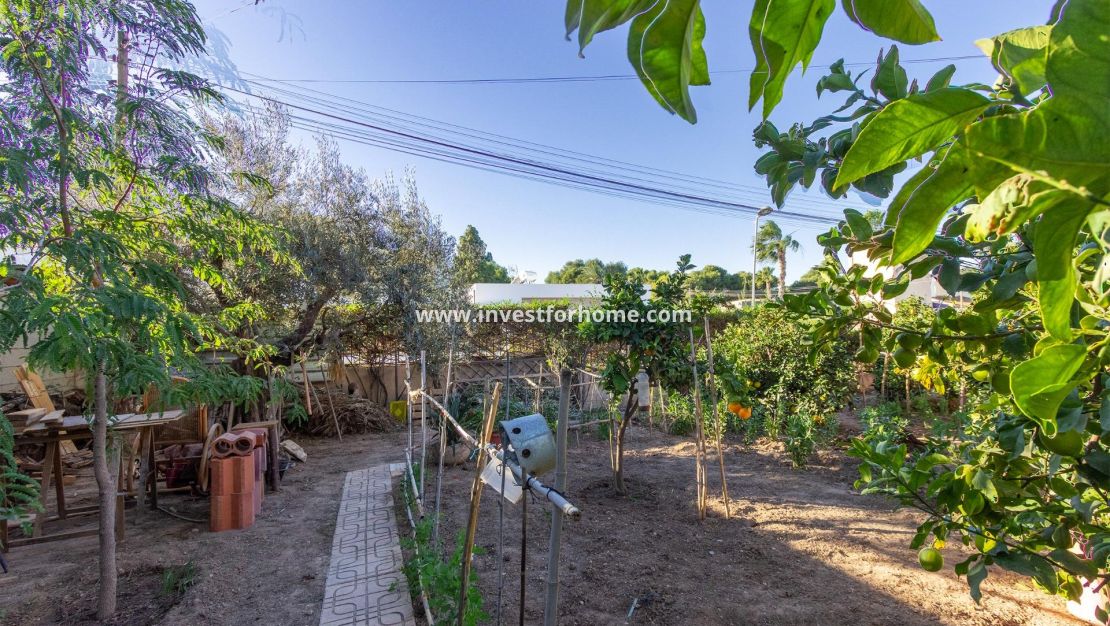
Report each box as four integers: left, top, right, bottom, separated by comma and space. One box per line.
918, 547, 944, 572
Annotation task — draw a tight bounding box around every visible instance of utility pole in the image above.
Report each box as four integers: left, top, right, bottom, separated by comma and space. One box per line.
751, 206, 774, 307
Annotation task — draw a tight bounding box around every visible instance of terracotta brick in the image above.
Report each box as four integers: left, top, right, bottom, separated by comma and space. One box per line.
212, 433, 239, 458
210, 493, 255, 531
233, 430, 259, 455
232, 427, 268, 448
210, 456, 255, 496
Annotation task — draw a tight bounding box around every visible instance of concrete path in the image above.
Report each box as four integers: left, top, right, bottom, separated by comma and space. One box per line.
319, 465, 416, 626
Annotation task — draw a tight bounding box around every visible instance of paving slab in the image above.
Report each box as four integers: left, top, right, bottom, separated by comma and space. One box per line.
320, 465, 415, 626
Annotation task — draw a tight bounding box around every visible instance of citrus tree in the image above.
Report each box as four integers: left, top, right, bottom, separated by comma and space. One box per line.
563, 0, 1110, 612
579, 255, 693, 494
1, 0, 280, 617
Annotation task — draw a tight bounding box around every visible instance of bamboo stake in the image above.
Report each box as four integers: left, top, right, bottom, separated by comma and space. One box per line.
703, 317, 731, 519
300, 359, 313, 416
688, 328, 707, 520
322, 366, 343, 442
434, 335, 455, 547
419, 350, 427, 499
458, 382, 503, 626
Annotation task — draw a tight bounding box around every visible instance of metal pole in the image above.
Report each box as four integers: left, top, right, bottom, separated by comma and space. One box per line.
543, 369, 573, 626
752, 213, 760, 308
752, 206, 773, 307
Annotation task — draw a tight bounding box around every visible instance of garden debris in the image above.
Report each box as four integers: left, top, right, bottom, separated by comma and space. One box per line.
281, 439, 308, 463
292, 390, 399, 437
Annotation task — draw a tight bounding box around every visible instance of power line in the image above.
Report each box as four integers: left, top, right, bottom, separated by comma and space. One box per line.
226, 89, 842, 226
242, 54, 982, 85
236, 74, 851, 216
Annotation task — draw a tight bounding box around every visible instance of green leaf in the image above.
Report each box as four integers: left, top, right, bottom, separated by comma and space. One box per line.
836, 88, 991, 188
567, 0, 651, 52
938, 258, 961, 295
1034, 194, 1093, 339
841, 0, 940, 45
870, 46, 908, 101
975, 26, 1051, 96
993, 551, 1059, 594
843, 209, 873, 239
748, 0, 836, 119
627, 0, 709, 123
1009, 343, 1086, 435
889, 148, 974, 264
966, 560, 988, 603
963, 0, 1110, 198
971, 469, 998, 502
924, 64, 956, 92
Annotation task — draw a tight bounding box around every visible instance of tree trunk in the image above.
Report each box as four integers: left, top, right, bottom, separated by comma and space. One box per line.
613, 390, 637, 495
777, 249, 787, 299
92, 363, 118, 620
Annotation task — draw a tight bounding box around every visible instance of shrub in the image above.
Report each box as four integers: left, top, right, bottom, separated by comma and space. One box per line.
714, 306, 855, 422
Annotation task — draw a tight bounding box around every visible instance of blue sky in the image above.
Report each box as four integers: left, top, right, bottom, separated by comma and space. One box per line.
192, 1, 1047, 282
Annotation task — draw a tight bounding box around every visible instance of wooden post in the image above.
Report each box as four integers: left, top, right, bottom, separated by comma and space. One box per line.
703, 317, 731, 518
458, 382, 503, 626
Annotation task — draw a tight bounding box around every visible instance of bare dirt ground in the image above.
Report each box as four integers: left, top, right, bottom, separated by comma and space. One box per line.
1, 431, 407, 625
1, 424, 1086, 626
433, 425, 1086, 626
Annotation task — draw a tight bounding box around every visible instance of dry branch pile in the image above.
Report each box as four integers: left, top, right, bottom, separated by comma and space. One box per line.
293, 388, 400, 437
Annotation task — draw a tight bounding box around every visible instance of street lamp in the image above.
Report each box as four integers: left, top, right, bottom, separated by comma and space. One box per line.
752, 206, 774, 307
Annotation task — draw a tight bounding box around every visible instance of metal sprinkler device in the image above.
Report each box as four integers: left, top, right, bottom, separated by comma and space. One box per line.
498, 413, 557, 477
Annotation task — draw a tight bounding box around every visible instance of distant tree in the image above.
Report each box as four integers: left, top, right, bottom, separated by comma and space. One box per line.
688, 264, 740, 291
755, 267, 778, 300
454, 225, 511, 286
753, 220, 800, 299
627, 266, 666, 288
791, 264, 825, 289
735, 271, 754, 294
545, 258, 627, 284
862, 209, 885, 232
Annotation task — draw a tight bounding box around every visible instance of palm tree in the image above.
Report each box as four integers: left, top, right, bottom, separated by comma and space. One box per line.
753, 220, 800, 299
755, 267, 776, 300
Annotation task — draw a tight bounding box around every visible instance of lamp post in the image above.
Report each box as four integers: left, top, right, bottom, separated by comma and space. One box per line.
752, 206, 774, 307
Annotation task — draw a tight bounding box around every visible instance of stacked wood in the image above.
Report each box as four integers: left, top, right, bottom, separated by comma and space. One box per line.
292, 389, 399, 437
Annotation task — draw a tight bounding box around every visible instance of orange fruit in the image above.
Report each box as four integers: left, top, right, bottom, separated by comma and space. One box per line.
727, 402, 743, 416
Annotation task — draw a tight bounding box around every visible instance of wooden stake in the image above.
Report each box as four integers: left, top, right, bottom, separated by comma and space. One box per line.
688, 328, 707, 520
322, 366, 343, 442
300, 359, 313, 416
703, 317, 731, 519
458, 382, 503, 626
419, 350, 427, 499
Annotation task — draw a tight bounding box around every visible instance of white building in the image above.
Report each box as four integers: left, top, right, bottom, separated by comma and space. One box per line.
850, 250, 954, 311
468, 283, 604, 306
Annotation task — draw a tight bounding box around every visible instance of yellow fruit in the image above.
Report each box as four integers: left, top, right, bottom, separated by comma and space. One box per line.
918, 547, 944, 572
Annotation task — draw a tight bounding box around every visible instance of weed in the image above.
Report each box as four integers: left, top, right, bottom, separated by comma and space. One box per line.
160, 561, 197, 596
